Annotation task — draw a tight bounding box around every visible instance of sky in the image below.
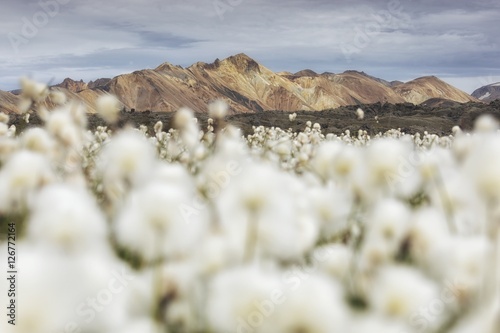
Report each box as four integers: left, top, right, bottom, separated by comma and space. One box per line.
1, 0, 500, 93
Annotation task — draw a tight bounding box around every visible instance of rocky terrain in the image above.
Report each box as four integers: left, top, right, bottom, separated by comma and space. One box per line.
1, 53, 480, 115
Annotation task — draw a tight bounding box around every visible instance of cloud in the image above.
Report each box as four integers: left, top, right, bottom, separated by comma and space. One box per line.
1, 0, 499, 92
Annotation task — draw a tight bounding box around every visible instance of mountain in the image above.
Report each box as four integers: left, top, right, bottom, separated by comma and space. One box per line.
472, 82, 500, 103
392, 76, 476, 105
0, 53, 479, 114
0, 91, 19, 114
54, 78, 88, 93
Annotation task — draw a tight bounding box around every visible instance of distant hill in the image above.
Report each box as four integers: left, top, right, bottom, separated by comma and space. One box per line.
472, 82, 500, 103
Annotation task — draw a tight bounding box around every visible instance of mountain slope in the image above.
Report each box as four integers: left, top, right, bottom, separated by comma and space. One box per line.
0, 91, 19, 114
391, 76, 477, 105
472, 83, 500, 102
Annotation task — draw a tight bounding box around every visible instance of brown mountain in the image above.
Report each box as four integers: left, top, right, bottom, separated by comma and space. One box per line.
0, 54, 479, 114
0, 91, 19, 114
392, 76, 476, 105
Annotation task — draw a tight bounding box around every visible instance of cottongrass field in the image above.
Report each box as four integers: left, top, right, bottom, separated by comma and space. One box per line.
0, 78, 499, 333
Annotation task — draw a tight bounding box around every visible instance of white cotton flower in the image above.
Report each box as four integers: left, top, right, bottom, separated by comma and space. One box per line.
437, 236, 492, 304
97, 129, 156, 201
195, 231, 242, 275
313, 244, 353, 282
357, 138, 419, 199
273, 139, 292, 157
175, 107, 195, 129
264, 274, 347, 333
114, 182, 208, 262
409, 208, 451, 275
0, 137, 18, 161
20, 127, 56, 155
0, 150, 54, 213
311, 141, 343, 181
289, 112, 297, 121
154, 120, 163, 134
356, 108, 365, 120
452, 125, 462, 135
20, 76, 48, 102
208, 99, 229, 119
49, 89, 67, 105
0, 122, 7, 136
362, 199, 411, 265
308, 186, 352, 239
418, 148, 454, 182
474, 114, 499, 133
17, 97, 33, 113
96, 94, 121, 123
463, 135, 500, 201
45, 106, 83, 147
174, 107, 200, 149
149, 162, 194, 188
452, 134, 474, 161
206, 265, 282, 333
312, 141, 360, 182
2, 243, 126, 333
68, 102, 88, 129
0, 112, 9, 124
368, 265, 440, 320
26, 184, 109, 254
217, 162, 318, 262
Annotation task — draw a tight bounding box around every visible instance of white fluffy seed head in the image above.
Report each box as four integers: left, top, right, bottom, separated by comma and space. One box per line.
452, 125, 462, 135
17, 98, 32, 114
474, 114, 499, 133
0, 150, 54, 213
20, 127, 56, 155
368, 265, 440, 319
49, 90, 67, 105
175, 107, 195, 129
154, 121, 163, 134
0, 112, 9, 124
20, 77, 48, 102
208, 99, 229, 119
357, 108, 365, 120
96, 94, 121, 124
27, 184, 109, 254
97, 128, 156, 201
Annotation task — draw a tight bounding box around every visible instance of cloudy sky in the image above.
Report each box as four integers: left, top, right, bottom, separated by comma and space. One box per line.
1, 0, 499, 93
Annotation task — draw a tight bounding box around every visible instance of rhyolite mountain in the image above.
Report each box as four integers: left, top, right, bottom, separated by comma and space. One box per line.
0, 53, 479, 114
472, 82, 500, 103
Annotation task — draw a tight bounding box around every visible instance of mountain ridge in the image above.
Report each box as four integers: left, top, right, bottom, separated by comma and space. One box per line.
0, 53, 480, 114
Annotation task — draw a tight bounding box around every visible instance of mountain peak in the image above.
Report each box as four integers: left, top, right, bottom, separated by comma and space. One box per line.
55, 77, 87, 93
222, 53, 260, 73
155, 61, 183, 72
294, 69, 318, 77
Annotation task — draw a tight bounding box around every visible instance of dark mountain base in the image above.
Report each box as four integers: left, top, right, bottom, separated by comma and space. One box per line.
8, 100, 500, 137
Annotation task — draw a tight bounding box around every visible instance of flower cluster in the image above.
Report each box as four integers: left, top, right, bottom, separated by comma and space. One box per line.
0, 80, 499, 333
